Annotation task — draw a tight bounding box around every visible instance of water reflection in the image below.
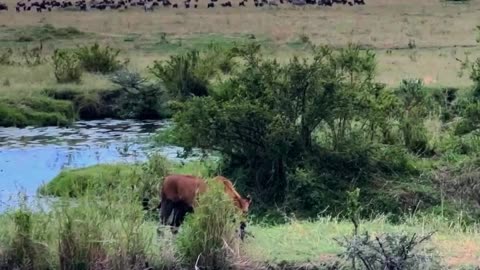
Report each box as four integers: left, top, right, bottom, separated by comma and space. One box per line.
0, 119, 186, 205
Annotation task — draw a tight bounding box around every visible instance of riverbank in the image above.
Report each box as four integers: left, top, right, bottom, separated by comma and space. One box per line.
2, 158, 480, 269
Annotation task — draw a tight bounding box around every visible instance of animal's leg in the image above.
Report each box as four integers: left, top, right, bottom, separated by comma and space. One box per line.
159, 199, 174, 226
171, 202, 194, 234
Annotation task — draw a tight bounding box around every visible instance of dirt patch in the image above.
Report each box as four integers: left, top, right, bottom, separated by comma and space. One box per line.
435, 239, 480, 267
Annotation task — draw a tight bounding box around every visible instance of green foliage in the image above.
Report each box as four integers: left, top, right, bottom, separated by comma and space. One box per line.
429, 87, 459, 122
52, 49, 83, 83
0, 207, 52, 270
150, 45, 234, 101
38, 156, 170, 205
346, 188, 361, 235
0, 48, 14, 65
38, 164, 138, 197
336, 231, 442, 270
110, 69, 169, 119
75, 43, 123, 74
396, 79, 433, 155
38, 157, 212, 208
456, 101, 480, 135
20, 44, 46, 66
0, 96, 75, 127
169, 44, 410, 214
176, 180, 240, 269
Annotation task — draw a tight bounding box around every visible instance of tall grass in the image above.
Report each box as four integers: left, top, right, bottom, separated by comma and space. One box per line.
176, 180, 241, 269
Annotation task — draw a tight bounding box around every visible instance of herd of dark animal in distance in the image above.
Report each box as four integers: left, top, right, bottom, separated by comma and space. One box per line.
0, 0, 364, 12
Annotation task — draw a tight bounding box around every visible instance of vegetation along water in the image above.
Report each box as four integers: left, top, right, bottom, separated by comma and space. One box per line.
1, 0, 480, 269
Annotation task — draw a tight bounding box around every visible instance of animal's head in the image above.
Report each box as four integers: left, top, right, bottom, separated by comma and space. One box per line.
237, 194, 252, 214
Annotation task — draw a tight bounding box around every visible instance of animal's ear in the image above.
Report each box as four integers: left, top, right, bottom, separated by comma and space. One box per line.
246, 194, 252, 203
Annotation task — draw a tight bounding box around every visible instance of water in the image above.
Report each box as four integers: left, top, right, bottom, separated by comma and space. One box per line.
0, 119, 187, 208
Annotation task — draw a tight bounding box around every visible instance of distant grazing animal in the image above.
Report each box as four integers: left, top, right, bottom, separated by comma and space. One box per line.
0, 2, 8, 10
268, 0, 277, 6
207, 1, 214, 7
143, 1, 153, 10
221, 1, 231, 7
158, 174, 252, 238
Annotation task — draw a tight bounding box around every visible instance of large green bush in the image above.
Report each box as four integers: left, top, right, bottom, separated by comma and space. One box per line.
168, 44, 410, 214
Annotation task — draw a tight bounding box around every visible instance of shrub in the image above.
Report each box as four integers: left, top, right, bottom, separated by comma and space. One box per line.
336, 231, 442, 270
110, 69, 169, 119
176, 180, 240, 269
76, 43, 123, 74
21, 44, 46, 66
52, 49, 83, 83
0, 48, 14, 65
455, 101, 480, 135
150, 45, 234, 101
396, 79, 433, 155
150, 50, 210, 101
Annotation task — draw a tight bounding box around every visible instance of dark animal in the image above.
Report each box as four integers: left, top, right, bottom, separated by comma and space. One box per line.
0, 2, 8, 10
207, 1, 213, 7
158, 174, 252, 237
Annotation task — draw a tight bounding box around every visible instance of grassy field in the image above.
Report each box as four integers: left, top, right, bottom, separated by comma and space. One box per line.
1, 0, 479, 127
247, 216, 480, 268
1, 0, 480, 90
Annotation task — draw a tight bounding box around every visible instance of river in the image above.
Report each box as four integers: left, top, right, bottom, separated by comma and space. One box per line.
0, 119, 187, 209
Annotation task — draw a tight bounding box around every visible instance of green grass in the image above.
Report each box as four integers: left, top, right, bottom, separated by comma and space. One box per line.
246, 216, 480, 268
0, 95, 75, 127
1, 206, 480, 269
38, 158, 218, 198
38, 164, 138, 197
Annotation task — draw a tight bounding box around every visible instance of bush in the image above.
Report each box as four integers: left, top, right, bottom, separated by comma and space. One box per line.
52, 49, 83, 83
150, 45, 234, 101
176, 180, 241, 269
336, 231, 442, 270
76, 43, 123, 74
0, 48, 14, 65
455, 101, 480, 135
396, 79, 433, 155
150, 50, 210, 101
110, 69, 170, 119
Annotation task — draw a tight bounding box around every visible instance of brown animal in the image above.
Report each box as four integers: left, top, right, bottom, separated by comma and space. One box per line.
158, 174, 251, 235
